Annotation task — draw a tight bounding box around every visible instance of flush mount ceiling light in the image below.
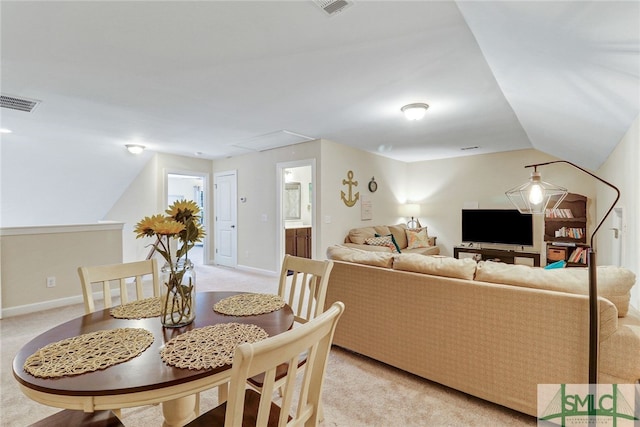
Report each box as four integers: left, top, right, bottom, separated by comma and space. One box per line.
401, 103, 429, 120
125, 144, 145, 154
0, 128, 12, 134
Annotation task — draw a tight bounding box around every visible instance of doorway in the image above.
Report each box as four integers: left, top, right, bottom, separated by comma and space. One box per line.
167, 172, 208, 265
277, 160, 315, 265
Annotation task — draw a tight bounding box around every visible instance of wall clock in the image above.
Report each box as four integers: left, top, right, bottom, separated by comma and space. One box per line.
368, 177, 378, 193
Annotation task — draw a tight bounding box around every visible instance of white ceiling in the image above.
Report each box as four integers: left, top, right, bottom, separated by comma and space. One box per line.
1, 1, 639, 226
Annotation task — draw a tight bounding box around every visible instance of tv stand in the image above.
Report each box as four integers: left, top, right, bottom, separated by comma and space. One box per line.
453, 246, 540, 267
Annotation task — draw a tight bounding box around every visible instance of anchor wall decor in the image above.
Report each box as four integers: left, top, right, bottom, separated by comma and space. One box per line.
341, 170, 359, 207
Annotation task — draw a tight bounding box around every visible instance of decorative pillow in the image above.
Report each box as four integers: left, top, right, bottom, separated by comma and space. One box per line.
406, 228, 430, 249
375, 233, 402, 253
544, 260, 566, 270
326, 245, 394, 268
365, 236, 399, 253
393, 253, 477, 280
475, 261, 636, 317
387, 224, 407, 248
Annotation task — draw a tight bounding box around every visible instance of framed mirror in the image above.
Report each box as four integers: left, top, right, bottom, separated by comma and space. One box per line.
284, 182, 301, 220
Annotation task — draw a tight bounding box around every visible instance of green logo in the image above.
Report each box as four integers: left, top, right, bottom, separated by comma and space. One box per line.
538, 384, 638, 426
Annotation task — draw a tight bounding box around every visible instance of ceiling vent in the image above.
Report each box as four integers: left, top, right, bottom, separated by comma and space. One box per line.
313, 0, 352, 16
1, 94, 41, 112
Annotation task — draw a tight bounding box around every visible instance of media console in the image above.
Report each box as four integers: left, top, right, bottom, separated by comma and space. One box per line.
453, 246, 540, 267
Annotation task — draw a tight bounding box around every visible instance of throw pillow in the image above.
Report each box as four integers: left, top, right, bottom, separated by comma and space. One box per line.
375, 233, 402, 253
365, 236, 399, 253
544, 260, 566, 270
406, 228, 430, 249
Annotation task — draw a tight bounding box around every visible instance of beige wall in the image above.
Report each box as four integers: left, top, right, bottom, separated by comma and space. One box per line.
0, 223, 123, 316
212, 141, 323, 272
319, 139, 409, 257
105, 153, 212, 264
407, 149, 598, 258
597, 114, 640, 307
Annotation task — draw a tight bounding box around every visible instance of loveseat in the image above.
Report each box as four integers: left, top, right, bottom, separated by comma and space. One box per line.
324, 245, 640, 417
343, 223, 439, 255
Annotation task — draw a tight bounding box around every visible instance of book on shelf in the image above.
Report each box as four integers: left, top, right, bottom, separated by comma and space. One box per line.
568, 247, 587, 264
554, 227, 584, 239
545, 208, 574, 218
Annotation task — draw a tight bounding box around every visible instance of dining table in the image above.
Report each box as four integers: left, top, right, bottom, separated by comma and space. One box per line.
13, 291, 294, 427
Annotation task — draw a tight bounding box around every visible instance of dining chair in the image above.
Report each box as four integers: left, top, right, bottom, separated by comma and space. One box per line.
185, 301, 345, 427
78, 258, 160, 314
238, 255, 333, 419
27, 409, 124, 427
277, 255, 335, 325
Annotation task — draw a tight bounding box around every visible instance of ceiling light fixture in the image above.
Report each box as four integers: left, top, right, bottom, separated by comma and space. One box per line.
401, 103, 429, 121
125, 144, 145, 154
0, 128, 13, 134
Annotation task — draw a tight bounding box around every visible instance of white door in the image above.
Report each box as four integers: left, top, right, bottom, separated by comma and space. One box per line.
214, 171, 237, 267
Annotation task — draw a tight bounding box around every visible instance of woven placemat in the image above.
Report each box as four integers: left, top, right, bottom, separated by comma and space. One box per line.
160, 323, 268, 370
24, 328, 154, 378
213, 293, 285, 316
110, 297, 162, 319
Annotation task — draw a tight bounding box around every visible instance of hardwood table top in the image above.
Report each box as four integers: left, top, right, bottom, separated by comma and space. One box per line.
13, 291, 294, 399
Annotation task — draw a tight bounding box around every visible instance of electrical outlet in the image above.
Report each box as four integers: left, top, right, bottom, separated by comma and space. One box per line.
46, 276, 56, 288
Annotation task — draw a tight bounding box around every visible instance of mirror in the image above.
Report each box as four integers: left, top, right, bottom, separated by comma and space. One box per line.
284, 182, 301, 220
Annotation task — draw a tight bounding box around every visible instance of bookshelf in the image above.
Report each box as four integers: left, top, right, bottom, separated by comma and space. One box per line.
544, 193, 589, 267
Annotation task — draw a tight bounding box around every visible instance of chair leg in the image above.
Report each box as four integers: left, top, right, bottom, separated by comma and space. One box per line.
218, 383, 229, 404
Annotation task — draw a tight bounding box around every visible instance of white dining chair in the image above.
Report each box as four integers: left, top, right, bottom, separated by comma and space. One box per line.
78, 258, 160, 314
185, 301, 345, 427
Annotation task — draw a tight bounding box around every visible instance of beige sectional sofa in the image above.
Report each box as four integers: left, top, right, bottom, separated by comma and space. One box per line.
343, 223, 439, 255
324, 245, 640, 417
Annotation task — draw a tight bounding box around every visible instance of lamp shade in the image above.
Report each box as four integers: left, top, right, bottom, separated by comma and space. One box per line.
505, 170, 568, 214
399, 203, 421, 218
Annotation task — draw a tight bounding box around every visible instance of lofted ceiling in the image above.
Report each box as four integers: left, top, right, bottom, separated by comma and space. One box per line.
1, 1, 639, 226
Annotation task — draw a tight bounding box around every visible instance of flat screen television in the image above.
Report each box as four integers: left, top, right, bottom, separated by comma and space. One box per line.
461, 209, 533, 246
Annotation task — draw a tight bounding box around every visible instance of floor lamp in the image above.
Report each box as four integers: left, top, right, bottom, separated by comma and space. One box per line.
506, 160, 620, 384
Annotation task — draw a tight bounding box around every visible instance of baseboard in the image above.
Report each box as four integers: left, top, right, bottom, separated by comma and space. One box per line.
1, 294, 85, 318
234, 264, 278, 277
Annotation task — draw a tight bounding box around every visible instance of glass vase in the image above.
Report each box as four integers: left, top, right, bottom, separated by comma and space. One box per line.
160, 259, 196, 327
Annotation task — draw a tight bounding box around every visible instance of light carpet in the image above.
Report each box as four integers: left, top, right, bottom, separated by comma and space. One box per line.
1, 264, 535, 426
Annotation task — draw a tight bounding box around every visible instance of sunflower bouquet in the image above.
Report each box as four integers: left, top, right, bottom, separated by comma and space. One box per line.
135, 199, 206, 327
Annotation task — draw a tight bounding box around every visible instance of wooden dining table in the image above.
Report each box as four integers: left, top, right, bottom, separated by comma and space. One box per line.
13, 291, 294, 427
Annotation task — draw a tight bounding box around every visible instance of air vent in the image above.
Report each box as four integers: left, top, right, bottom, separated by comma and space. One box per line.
1, 94, 41, 112
313, 0, 352, 16
461, 146, 479, 151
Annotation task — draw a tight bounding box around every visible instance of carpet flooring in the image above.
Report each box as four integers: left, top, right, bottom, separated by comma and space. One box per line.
1, 264, 535, 426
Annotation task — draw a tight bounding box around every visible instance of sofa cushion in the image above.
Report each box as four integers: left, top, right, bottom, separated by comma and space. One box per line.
393, 253, 477, 280
366, 236, 399, 253
326, 245, 394, 268
388, 224, 408, 249
375, 233, 402, 253
406, 228, 430, 249
403, 246, 441, 256
347, 227, 377, 244
475, 261, 636, 317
